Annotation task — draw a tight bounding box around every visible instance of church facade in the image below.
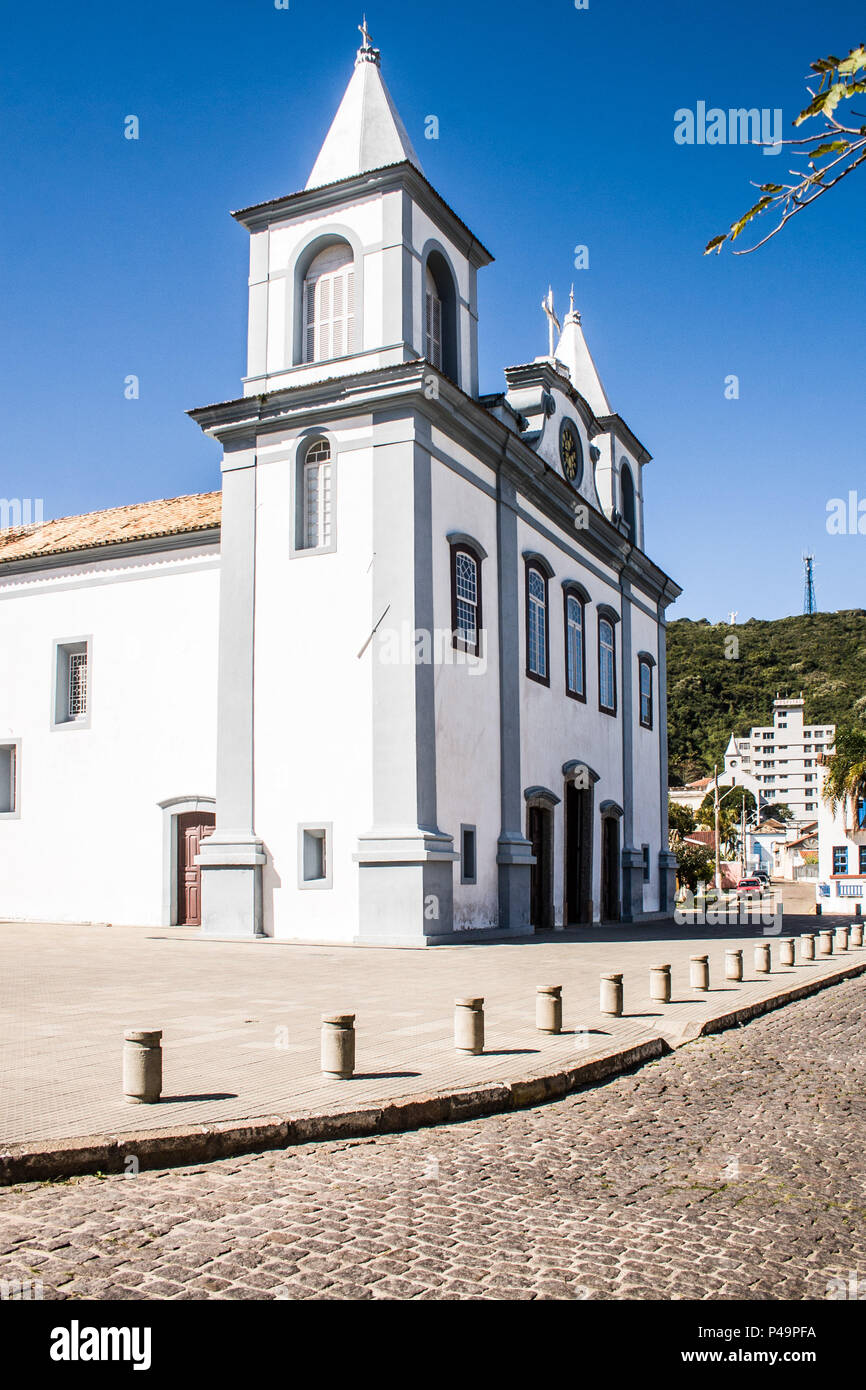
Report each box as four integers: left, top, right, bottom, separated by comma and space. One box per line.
0, 32, 680, 943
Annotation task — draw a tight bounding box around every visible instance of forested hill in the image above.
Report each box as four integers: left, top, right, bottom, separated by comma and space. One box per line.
666, 609, 866, 783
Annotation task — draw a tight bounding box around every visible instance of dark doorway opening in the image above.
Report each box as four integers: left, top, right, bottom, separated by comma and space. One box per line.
565, 781, 593, 924
600, 814, 620, 922
528, 804, 553, 930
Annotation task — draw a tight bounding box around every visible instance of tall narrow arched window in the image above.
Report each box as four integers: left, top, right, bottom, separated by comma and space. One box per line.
639, 656, 653, 729
525, 562, 550, 685
450, 546, 481, 655
423, 249, 458, 381
302, 439, 332, 550
598, 614, 617, 714
303, 243, 355, 363
620, 462, 636, 542
563, 588, 586, 701
425, 265, 442, 369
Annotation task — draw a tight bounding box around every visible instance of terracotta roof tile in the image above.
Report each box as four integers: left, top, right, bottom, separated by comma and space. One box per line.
0, 492, 221, 566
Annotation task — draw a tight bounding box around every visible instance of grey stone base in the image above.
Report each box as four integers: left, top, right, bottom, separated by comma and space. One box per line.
198, 833, 266, 938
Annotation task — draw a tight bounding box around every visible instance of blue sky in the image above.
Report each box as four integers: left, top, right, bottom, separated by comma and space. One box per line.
2, 0, 863, 620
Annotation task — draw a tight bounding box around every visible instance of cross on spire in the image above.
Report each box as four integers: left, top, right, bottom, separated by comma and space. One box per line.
359, 15, 372, 49
541, 286, 561, 358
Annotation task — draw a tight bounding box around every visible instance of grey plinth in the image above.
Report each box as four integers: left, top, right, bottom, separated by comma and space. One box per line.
600, 973, 623, 1017
754, 943, 771, 974
690, 954, 709, 991
536, 985, 563, 1033
321, 1014, 355, 1078
649, 964, 671, 1003
725, 949, 743, 981
123, 1029, 163, 1104
454, 998, 484, 1054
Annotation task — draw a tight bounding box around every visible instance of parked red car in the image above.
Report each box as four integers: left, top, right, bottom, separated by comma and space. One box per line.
736, 877, 764, 897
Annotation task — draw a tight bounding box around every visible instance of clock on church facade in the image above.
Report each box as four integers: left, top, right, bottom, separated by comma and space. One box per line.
559, 418, 582, 486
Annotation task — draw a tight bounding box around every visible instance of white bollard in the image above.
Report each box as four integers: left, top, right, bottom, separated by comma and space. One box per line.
725, 949, 743, 982
779, 938, 795, 967
321, 1013, 356, 1078
123, 1029, 163, 1104
600, 973, 623, 1017
835, 925, 849, 952
851, 922, 864, 948
754, 943, 771, 974
818, 929, 834, 956
690, 954, 709, 991
801, 933, 816, 960
649, 964, 671, 1003
454, 998, 484, 1055
536, 985, 563, 1034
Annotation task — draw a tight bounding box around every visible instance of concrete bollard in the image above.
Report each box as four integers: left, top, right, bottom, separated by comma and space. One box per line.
801, 933, 816, 960
649, 964, 672, 1003
818, 929, 834, 956
600, 973, 623, 1017
754, 943, 771, 974
725, 949, 743, 982
835, 925, 849, 952
536, 985, 563, 1034
454, 998, 484, 1054
321, 1013, 356, 1078
690, 954, 709, 991
779, 938, 795, 967
122, 1029, 163, 1104
851, 922, 864, 948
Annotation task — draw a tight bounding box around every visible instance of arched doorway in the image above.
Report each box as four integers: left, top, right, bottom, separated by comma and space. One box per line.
600, 805, 622, 922
159, 796, 216, 926
525, 787, 559, 931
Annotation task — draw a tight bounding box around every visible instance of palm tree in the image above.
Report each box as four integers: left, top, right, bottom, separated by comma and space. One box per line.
821, 729, 866, 829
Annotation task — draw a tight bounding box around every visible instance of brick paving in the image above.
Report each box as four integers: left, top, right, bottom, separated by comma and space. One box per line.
0, 904, 858, 1148
0, 975, 864, 1300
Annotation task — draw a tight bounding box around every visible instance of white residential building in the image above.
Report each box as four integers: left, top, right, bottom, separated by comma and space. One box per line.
724, 696, 834, 823
815, 768, 866, 916
0, 30, 681, 942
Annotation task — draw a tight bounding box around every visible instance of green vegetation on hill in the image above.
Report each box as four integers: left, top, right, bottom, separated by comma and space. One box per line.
666, 610, 866, 783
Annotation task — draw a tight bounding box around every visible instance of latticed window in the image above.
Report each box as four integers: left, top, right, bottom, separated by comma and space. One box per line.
303, 244, 355, 364
68, 651, 87, 719
425, 266, 442, 369
599, 618, 616, 711
833, 845, 848, 875
303, 440, 332, 549
639, 657, 653, 728
454, 551, 477, 647
565, 594, 584, 697
527, 568, 547, 679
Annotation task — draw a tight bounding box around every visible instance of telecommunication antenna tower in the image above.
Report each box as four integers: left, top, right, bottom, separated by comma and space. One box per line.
803, 553, 816, 615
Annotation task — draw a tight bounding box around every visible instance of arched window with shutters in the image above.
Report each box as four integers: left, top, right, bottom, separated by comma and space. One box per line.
620, 462, 636, 543
638, 652, 655, 729
425, 265, 442, 369
302, 242, 355, 363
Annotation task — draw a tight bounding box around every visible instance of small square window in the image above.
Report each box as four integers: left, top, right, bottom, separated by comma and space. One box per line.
859, 846, 866, 875
460, 824, 477, 884
298, 823, 333, 889
0, 741, 20, 818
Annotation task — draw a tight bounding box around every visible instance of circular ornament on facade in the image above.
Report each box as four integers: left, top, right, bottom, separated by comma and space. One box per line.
559, 418, 583, 487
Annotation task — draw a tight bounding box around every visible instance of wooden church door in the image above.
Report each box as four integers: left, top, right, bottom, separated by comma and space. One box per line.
177, 812, 215, 926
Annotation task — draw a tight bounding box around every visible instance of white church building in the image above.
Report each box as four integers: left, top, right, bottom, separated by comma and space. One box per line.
0, 30, 681, 944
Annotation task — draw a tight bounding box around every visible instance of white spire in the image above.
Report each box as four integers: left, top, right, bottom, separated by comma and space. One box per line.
306, 22, 424, 190
554, 296, 611, 417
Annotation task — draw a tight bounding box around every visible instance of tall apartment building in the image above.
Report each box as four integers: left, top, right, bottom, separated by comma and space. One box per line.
723, 696, 835, 822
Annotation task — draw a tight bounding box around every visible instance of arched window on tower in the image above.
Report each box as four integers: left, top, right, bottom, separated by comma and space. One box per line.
423, 249, 458, 382
620, 463, 636, 543
303, 243, 355, 363
425, 265, 442, 369
301, 439, 333, 550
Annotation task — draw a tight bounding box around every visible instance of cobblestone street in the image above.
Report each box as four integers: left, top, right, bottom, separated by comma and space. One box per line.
1, 976, 864, 1301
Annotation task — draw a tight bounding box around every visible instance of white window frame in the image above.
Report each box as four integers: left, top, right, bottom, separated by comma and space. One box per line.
51, 637, 92, 730
298, 823, 333, 890
302, 245, 355, 364
293, 438, 337, 556
0, 739, 20, 819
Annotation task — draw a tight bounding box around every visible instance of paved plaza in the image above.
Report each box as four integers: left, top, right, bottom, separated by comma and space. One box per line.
1, 900, 862, 1160
0, 976, 863, 1300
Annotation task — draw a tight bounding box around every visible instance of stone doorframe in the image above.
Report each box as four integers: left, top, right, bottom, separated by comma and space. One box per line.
524, 786, 559, 930
562, 760, 600, 925
158, 795, 217, 926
